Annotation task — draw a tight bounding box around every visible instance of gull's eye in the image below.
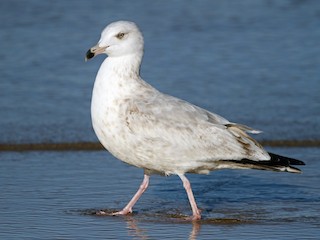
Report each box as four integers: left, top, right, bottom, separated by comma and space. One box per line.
116, 32, 125, 39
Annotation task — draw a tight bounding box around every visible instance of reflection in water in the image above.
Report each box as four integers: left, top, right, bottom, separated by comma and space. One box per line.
82, 208, 254, 239
121, 215, 254, 239
123, 215, 201, 240
85, 208, 203, 239
74, 204, 320, 239
124, 216, 149, 240
189, 222, 201, 240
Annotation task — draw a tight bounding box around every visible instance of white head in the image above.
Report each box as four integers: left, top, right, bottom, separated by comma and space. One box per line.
86, 21, 144, 60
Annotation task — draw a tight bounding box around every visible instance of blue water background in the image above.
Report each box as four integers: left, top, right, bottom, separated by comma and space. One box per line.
0, 0, 319, 143
0, 0, 319, 239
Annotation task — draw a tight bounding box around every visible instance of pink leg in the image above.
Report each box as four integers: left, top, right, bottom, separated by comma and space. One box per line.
178, 174, 201, 220
112, 174, 150, 215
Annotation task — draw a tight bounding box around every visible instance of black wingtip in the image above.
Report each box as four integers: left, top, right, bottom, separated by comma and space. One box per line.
218, 152, 305, 173
268, 152, 305, 166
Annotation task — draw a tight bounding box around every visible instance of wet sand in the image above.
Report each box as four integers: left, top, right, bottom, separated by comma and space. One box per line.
0, 139, 319, 151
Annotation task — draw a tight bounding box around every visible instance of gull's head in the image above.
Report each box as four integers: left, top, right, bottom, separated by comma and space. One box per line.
85, 21, 144, 60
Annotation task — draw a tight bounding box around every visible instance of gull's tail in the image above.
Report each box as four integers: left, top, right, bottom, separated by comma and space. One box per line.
220, 152, 305, 173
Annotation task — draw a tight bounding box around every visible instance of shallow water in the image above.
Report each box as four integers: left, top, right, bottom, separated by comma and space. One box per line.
0, 0, 319, 239
0, 148, 319, 239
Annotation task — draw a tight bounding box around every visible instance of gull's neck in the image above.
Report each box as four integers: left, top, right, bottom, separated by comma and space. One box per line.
93, 51, 152, 103
102, 52, 143, 79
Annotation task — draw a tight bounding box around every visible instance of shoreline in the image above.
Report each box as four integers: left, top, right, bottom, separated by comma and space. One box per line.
0, 140, 319, 152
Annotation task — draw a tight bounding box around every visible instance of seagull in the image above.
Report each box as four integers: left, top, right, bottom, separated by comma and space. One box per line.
85, 21, 305, 220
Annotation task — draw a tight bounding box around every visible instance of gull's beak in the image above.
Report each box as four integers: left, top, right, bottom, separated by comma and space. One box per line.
85, 44, 108, 61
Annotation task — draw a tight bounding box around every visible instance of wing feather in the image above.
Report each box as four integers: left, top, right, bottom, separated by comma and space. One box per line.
123, 92, 269, 174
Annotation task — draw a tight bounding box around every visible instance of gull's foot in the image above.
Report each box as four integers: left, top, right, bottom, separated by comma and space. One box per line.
184, 209, 202, 221
191, 214, 201, 221
184, 214, 201, 221
112, 207, 133, 215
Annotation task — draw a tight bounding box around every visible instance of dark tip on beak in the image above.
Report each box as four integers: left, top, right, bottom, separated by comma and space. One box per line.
85, 49, 95, 61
